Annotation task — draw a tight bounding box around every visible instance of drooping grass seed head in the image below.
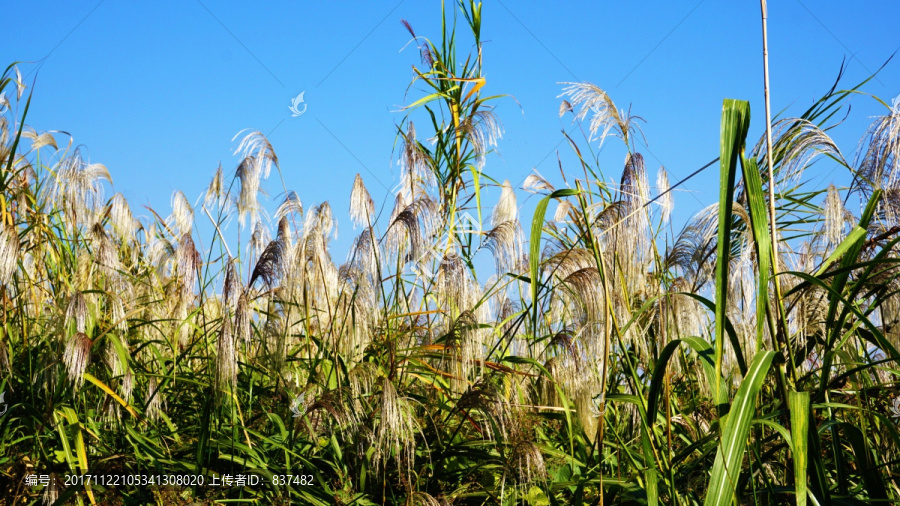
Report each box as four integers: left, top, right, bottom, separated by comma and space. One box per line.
234, 292, 252, 349
656, 166, 672, 224
558, 82, 636, 147
233, 131, 278, 228
109, 193, 137, 242
458, 109, 503, 168
65, 291, 88, 335
203, 163, 228, 211
51, 147, 111, 227
170, 190, 193, 236
222, 257, 242, 314
349, 173, 375, 228
823, 184, 851, 249
215, 318, 237, 397
753, 118, 845, 193
63, 332, 92, 389
0, 222, 19, 288
248, 219, 271, 265
553, 200, 574, 223
250, 237, 286, 289
436, 250, 469, 313
484, 221, 524, 274
385, 196, 437, 264
176, 234, 201, 295
374, 379, 420, 478
400, 121, 435, 194
523, 170, 554, 194
146, 376, 164, 421
275, 190, 303, 226
507, 432, 547, 489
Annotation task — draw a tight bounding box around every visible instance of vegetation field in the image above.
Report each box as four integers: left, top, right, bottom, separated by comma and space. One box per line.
1, 2, 899, 504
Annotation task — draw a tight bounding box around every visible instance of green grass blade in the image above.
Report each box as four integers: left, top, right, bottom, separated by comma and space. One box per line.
715, 99, 751, 398
529, 189, 579, 337
789, 390, 810, 506
705, 350, 775, 506
740, 154, 775, 349
529, 195, 550, 337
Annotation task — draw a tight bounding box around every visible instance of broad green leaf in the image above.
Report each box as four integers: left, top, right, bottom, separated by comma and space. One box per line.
715, 99, 750, 397
705, 350, 775, 506
789, 390, 810, 506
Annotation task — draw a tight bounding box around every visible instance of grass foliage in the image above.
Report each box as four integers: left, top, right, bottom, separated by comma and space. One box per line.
1, 3, 900, 504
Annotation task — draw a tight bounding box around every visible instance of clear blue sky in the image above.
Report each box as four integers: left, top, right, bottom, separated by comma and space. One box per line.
6, 1, 900, 259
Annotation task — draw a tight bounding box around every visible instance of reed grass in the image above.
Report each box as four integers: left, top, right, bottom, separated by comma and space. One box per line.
1, 3, 899, 504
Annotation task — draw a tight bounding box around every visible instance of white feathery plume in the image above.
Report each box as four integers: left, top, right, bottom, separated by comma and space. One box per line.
275, 191, 303, 222
0, 222, 19, 287
51, 147, 111, 226
120, 369, 134, 404
108, 292, 128, 333
483, 181, 524, 273
216, 318, 237, 395
222, 258, 242, 313
554, 200, 574, 223
176, 234, 200, 295
146, 377, 164, 421
203, 163, 229, 211
233, 130, 278, 228
144, 223, 172, 270
400, 121, 435, 193
90, 222, 122, 285
65, 291, 88, 335
508, 430, 547, 488
248, 220, 271, 264
436, 251, 469, 312
63, 332, 92, 389
171, 190, 193, 236
656, 166, 672, 224
458, 109, 503, 168
385, 196, 437, 264
349, 173, 375, 228
492, 180, 518, 226
667, 202, 752, 290
348, 228, 381, 280
109, 193, 137, 242
823, 184, 848, 248
374, 379, 420, 477
234, 292, 252, 349
522, 170, 554, 193
558, 82, 633, 147
753, 117, 846, 190
304, 202, 336, 242
858, 95, 900, 195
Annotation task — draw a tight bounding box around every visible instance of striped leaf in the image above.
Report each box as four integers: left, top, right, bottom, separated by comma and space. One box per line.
705, 350, 776, 506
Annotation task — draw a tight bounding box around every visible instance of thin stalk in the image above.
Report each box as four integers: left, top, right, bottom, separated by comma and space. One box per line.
761, 0, 797, 385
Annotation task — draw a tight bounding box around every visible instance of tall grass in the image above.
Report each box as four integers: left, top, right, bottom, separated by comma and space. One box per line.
1, 3, 900, 505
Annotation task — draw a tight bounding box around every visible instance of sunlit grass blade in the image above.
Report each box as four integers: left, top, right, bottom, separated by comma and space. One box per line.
705, 350, 775, 506
715, 99, 750, 399
788, 390, 809, 506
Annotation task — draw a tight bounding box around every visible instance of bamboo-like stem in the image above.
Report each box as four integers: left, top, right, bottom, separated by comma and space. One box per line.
761, 0, 778, 286
760, 0, 797, 386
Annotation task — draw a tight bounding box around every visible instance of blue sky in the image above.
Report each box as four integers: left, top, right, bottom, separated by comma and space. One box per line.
6, 1, 900, 259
